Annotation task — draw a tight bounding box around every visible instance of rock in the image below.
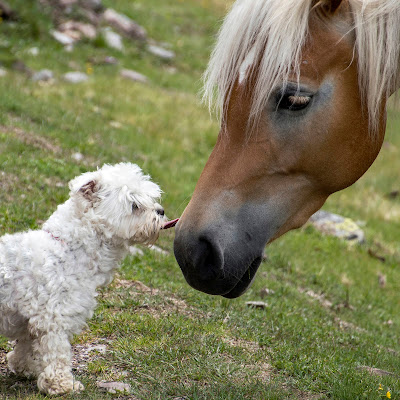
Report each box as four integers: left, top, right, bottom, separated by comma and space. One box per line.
89, 55, 118, 65
147, 44, 175, 60
71, 152, 84, 161
102, 8, 146, 41
11, 60, 32, 76
59, 21, 97, 39
31, 69, 54, 82
102, 28, 123, 51
81, 0, 103, 12
97, 381, 131, 394
129, 246, 144, 257
246, 301, 268, 309
120, 68, 148, 83
309, 210, 365, 243
27, 47, 39, 56
50, 30, 76, 45
63, 72, 88, 83
0, 68, 7, 77
148, 245, 169, 256
378, 272, 386, 288
259, 288, 275, 298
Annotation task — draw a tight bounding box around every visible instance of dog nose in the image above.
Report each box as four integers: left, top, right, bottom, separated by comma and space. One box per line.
156, 207, 165, 216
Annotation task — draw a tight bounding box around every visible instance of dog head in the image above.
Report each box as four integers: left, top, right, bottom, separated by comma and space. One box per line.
69, 163, 165, 245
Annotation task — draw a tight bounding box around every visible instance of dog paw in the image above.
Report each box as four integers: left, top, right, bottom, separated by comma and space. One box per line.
38, 371, 85, 395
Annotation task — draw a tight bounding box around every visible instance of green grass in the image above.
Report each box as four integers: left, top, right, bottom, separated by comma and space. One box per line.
0, 1, 400, 399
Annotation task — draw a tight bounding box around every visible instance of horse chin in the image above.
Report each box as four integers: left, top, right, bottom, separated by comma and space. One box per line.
222, 256, 262, 298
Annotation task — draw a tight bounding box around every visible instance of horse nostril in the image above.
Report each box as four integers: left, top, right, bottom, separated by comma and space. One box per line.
157, 208, 165, 216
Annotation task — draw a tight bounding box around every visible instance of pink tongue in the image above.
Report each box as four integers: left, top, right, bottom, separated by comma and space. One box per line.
162, 218, 179, 230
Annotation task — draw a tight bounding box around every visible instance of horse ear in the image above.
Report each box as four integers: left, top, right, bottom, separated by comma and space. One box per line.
315, 0, 344, 15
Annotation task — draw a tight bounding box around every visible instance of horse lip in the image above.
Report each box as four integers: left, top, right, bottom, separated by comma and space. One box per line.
222, 256, 262, 299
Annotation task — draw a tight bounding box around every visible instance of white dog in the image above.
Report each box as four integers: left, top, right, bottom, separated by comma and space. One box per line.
0, 163, 166, 395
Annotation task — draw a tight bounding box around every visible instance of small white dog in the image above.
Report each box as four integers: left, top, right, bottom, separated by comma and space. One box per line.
0, 163, 166, 395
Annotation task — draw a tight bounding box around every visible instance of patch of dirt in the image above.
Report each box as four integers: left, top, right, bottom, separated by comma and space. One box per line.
299, 288, 333, 309
72, 339, 109, 373
357, 365, 399, 378
1, 125, 61, 153
107, 278, 205, 320
221, 336, 261, 353
0, 172, 21, 202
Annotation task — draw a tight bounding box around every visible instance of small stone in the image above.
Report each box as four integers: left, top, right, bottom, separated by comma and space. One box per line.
309, 210, 365, 243
147, 44, 175, 60
59, 21, 97, 39
246, 301, 268, 309
51, 30, 75, 45
31, 69, 54, 82
102, 28, 124, 51
64, 44, 74, 52
63, 72, 88, 83
90, 56, 118, 65
148, 245, 169, 256
27, 47, 39, 56
120, 68, 148, 83
259, 288, 275, 298
0, 68, 7, 77
97, 381, 131, 394
129, 246, 144, 256
378, 272, 387, 288
11, 60, 32, 75
71, 152, 84, 161
81, 0, 103, 12
103, 8, 146, 41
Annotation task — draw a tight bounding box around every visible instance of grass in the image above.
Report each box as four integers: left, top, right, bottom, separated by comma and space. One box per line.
0, 1, 400, 399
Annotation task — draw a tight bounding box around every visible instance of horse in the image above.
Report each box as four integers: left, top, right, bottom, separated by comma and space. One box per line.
173, 0, 400, 298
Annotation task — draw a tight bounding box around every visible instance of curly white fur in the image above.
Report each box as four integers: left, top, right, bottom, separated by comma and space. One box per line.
0, 163, 165, 395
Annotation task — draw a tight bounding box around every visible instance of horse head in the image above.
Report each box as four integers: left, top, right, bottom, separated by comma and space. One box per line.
174, 0, 400, 298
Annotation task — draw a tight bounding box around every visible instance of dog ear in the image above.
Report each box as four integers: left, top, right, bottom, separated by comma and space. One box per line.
69, 172, 99, 201
79, 180, 97, 201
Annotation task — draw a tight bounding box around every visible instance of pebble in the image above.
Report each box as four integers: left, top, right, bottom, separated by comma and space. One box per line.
102, 27, 124, 51
97, 381, 131, 394
309, 210, 365, 243
102, 8, 146, 41
71, 152, 84, 161
246, 301, 268, 309
147, 44, 175, 60
50, 30, 75, 45
27, 47, 39, 56
63, 72, 89, 83
31, 69, 54, 82
120, 68, 148, 83
129, 246, 144, 257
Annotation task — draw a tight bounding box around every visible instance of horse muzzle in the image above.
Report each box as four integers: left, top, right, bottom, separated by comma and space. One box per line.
173, 202, 276, 298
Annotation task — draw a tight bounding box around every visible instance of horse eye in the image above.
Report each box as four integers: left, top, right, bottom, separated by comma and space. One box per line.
278, 94, 312, 111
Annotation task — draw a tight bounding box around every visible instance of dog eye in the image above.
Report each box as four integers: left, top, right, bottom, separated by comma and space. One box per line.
132, 203, 139, 212
277, 93, 312, 111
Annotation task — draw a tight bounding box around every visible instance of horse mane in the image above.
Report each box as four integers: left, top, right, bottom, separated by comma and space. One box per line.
202, 0, 400, 134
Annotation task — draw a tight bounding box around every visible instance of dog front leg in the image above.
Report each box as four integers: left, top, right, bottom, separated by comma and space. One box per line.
30, 330, 84, 395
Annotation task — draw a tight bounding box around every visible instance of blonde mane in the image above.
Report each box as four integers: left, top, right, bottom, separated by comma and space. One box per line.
203, 0, 400, 134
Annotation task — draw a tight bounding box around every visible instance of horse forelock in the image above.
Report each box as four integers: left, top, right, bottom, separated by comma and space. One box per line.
202, 0, 400, 136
